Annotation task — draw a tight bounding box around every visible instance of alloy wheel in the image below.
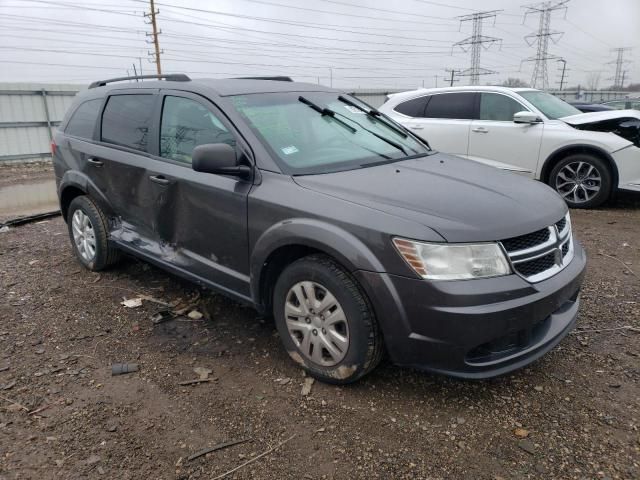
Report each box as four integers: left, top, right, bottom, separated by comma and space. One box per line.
284, 281, 350, 366
71, 209, 97, 262
555, 161, 601, 204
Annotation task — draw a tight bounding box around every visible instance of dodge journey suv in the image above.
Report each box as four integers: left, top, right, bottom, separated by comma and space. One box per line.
53, 74, 586, 383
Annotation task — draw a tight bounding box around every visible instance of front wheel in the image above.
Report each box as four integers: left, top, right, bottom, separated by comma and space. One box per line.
548, 154, 612, 208
273, 254, 383, 384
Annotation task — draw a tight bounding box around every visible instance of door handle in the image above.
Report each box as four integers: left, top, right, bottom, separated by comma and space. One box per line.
471, 127, 489, 133
149, 174, 170, 186
409, 125, 424, 130
87, 157, 103, 167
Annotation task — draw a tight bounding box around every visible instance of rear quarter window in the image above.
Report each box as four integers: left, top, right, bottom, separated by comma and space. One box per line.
65, 99, 102, 139
101, 94, 156, 152
394, 96, 429, 117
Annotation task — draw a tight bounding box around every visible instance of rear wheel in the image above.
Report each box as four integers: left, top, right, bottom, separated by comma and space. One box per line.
548, 154, 612, 208
67, 196, 120, 271
273, 254, 383, 384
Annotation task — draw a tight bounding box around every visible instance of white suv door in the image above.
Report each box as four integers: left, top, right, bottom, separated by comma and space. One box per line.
467, 92, 544, 176
391, 92, 475, 158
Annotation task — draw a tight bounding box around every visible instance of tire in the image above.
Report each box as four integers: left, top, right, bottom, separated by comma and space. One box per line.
548, 153, 612, 208
273, 254, 383, 384
66, 195, 120, 271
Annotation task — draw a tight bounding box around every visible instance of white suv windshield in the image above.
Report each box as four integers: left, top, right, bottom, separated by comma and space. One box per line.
519, 91, 582, 120
230, 92, 430, 175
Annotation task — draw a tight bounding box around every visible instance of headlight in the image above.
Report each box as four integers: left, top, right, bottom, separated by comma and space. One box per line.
393, 238, 511, 280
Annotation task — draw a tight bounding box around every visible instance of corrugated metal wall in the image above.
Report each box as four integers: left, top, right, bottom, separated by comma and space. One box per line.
0, 83, 82, 162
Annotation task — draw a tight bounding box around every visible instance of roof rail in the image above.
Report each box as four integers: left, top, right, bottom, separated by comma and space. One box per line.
235, 76, 293, 82
88, 74, 191, 89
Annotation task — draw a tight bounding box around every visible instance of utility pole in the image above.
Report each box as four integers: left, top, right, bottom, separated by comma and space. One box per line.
521, 1, 568, 90
556, 58, 567, 90
329, 67, 333, 87
453, 11, 502, 85
145, 0, 162, 75
608, 47, 632, 89
445, 68, 460, 87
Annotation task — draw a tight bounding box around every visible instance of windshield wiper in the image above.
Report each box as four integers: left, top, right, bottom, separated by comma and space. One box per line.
298, 96, 356, 133
338, 95, 408, 138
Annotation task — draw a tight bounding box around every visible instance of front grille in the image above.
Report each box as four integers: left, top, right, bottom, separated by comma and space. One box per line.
500, 214, 573, 283
501, 228, 550, 253
513, 251, 556, 277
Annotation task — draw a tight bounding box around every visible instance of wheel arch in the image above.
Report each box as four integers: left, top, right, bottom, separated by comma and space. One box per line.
540, 144, 619, 187
59, 170, 115, 221
250, 219, 385, 314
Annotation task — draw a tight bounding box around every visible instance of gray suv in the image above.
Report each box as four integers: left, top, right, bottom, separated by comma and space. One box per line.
53, 74, 586, 383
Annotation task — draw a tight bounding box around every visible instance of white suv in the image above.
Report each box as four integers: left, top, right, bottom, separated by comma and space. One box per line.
379, 86, 640, 208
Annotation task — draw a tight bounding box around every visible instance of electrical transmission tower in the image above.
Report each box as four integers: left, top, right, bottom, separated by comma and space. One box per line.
608, 47, 632, 89
144, 0, 163, 75
453, 11, 502, 86
521, 0, 568, 90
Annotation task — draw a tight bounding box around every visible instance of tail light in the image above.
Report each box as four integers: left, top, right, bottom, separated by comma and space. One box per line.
50, 140, 57, 156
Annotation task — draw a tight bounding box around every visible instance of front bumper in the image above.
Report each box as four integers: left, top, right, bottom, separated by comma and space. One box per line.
612, 145, 640, 192
355, 239, 586, 379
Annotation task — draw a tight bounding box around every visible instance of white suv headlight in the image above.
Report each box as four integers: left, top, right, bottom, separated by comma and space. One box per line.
393, 238, 511, 280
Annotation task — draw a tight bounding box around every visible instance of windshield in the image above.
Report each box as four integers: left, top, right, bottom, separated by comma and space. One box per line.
230, 92, 430, 175
519, 90, 582, 120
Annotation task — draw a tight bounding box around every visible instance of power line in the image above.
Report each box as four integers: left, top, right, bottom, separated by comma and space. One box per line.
453, 10, 502, 85
521, 0, 569, 90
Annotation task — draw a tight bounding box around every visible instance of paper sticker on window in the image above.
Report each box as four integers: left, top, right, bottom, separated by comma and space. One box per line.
281, 145, 299, 155
344, 105, 365, 114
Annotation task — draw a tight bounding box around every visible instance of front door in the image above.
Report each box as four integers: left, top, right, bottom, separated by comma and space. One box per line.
467, 92, 544, 176
145, 90, 253, 300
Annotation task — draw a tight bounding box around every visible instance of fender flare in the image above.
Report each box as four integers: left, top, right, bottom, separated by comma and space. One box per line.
540, 143, 619, 186
59, 170, 115, 218
250, 218, 386, 304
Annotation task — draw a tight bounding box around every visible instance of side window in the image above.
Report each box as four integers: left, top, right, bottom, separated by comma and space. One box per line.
394, 96, 430, 117
479, 93, 526, 121
424, 92, 476, 119
65, 99, 102, 139
160, 96, 236, 164
101, 94, 155, 152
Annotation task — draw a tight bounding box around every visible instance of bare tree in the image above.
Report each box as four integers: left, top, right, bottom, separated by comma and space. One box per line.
501, 77, 530, 87
586, 71, 602, 90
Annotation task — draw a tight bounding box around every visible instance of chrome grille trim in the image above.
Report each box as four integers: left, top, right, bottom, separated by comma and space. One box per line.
500, 213, 573, 283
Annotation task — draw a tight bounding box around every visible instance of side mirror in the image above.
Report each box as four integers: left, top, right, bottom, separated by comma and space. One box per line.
192, 143, 251, 179
513, 111, 542, 124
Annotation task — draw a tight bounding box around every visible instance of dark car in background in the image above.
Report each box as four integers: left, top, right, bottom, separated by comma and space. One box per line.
569, 101, 614, 113
602, 97, 640, 110
52, 74, 586, 383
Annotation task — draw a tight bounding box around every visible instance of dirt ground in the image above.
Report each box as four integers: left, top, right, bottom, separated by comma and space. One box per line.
0, 164, 639, 479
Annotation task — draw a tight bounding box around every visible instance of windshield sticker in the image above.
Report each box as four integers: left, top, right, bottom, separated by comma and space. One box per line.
281, 145, 299, 155
343, 105, 366, 114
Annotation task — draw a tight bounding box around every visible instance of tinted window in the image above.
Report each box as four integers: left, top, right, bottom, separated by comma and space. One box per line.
65, 99, 102, 139
160, 96, 235, 164
424, 92, 476, 119
101, 94, 155, 151
394, 96, 429, 117
479, 93, 526, 121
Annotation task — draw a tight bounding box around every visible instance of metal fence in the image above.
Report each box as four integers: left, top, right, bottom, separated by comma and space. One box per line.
0, 83, 638, 163
0, 83, 82, 163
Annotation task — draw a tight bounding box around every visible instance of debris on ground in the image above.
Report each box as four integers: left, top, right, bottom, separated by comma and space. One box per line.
121, 297, 143, 308
193, 367, 212, 380
111, 363, 139, 376
187, 310, 204, 320
301, 377, 314, 396
187, 438, 251, 462
151, 310, 175, 325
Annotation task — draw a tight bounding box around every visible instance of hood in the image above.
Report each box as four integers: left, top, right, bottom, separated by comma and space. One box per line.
294, 154, 567, 243
560, 109, 640, 125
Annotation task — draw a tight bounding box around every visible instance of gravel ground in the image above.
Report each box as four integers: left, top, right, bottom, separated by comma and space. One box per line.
0, 168, 638, 479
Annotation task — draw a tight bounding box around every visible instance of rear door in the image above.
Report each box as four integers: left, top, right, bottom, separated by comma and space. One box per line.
398, 92, 476, 157
467, 92, 543, 176
96, 90, 159, 240
143, 90, 252, 299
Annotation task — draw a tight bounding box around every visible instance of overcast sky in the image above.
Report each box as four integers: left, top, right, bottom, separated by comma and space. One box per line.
0, 0, 638, 90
